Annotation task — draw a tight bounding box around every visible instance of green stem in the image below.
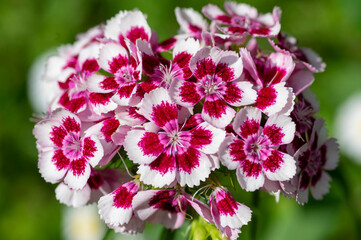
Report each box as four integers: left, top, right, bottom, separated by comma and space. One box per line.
250, 190, 260, 240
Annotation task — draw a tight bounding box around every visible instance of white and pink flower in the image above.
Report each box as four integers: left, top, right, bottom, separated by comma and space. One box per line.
210, 187, 252, 240
171, 47, 257, 128
220, 107, 296, 191
240, 48, 295, 116
133, 189, 188, 230
33, 109, 104, 190
124, 88, 226, 187
203, 2, 281, 38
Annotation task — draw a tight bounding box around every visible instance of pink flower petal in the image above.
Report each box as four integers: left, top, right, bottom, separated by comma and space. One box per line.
88, 92, 117, 115
202, 94, 235, 128
223, 81, 257, 107
38, 150, 69, 184
55, 182, 91, 207
139, 88, 178, 131
138, 152, 177, 188
214, 188, 252, 228
124, 129, 166, 165
310, 171, 331, 200
98, 42, 129, 74
82, 135, 103, 167
264, 52, 294, 85
256, 82, 291, 116
215, 50, 243, 82
236, 167, 265, 192
64, 158, 91, 190
262, 150, 296, 181
219, 137, 246, 170
264, 114, 296, 145
176, 148, 212, 187
286, 69, 314, 95
190, 122, 226, 154
175, 7, 208, 36
87, 75, 119, 93
239, 48, 262, 85
233, 107, 262, 139
202, 4, 227, 21
169, 78, 203, 108
98, 182, 139, 226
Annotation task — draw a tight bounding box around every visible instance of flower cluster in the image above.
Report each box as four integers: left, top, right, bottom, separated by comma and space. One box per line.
33, 2, 339, 239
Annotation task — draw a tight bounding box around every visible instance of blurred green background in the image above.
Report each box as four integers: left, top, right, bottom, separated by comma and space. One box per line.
1, 0, 361, 239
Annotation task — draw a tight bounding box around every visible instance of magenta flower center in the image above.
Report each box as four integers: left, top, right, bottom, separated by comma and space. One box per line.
63, 132, 83, 159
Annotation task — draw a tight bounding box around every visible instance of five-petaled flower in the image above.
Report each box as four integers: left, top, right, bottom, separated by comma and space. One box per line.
220, 107, 296, 191
33, 109, 104, 190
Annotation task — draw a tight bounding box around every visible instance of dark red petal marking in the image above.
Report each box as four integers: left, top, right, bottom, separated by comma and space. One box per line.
190, 126, 212, 149
311, 169, 323, 186
113, 186, 134, 209
227, 26, 247, 34
188, 24, 202, 34
151, 101, 178, 128
52, 149, 70, 170
128, 107, 147, 122
203, 98, 227, 118
241, 159, 262, 177
59, 92, 86, 113
100, 118, 120, 142
299, 171, 310, 189
183, 114, 204, 130
50, 126, 67, 147
89, 92, 113, 105
229, 139, 247, 162
63, 56, 78, 69
139, 81, 157, 94
142, 53, 159, 75
149, 190, 178, 212
130, 56, 137, 69
158, 37, 177, 51
264, 67, 286, 85
215, 63, 235, 82
82, 137, 97, 158
149, 152, 176, 175
216, 192, 237, 216
87, 172, 104, 189
58, 75, 73, 90
298, 149, 310, 171
250, 27, 271, 36
176, 147, 200, 174
194, 58, 216, 80
82, 59, 99, 73
173, 52, 192, 79
262, 150, 284, 173
126, 26, 149, 43
263, 124, 285, 145
70, 158, 87, 176
255, 86, 277, 110
240, 119, 259, 139
117, 83, 136, 99
216, 15, 232, 24
223, 83, 243, 104
100, 77, 119, 90
179, 81, 202, 105
62, 116, 81, 133
109, 55, 128, 74
138, 132, 164, 157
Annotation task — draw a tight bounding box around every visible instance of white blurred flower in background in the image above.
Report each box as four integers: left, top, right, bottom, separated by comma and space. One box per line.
62, 205, 106, 240
335, 92, 361, 164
